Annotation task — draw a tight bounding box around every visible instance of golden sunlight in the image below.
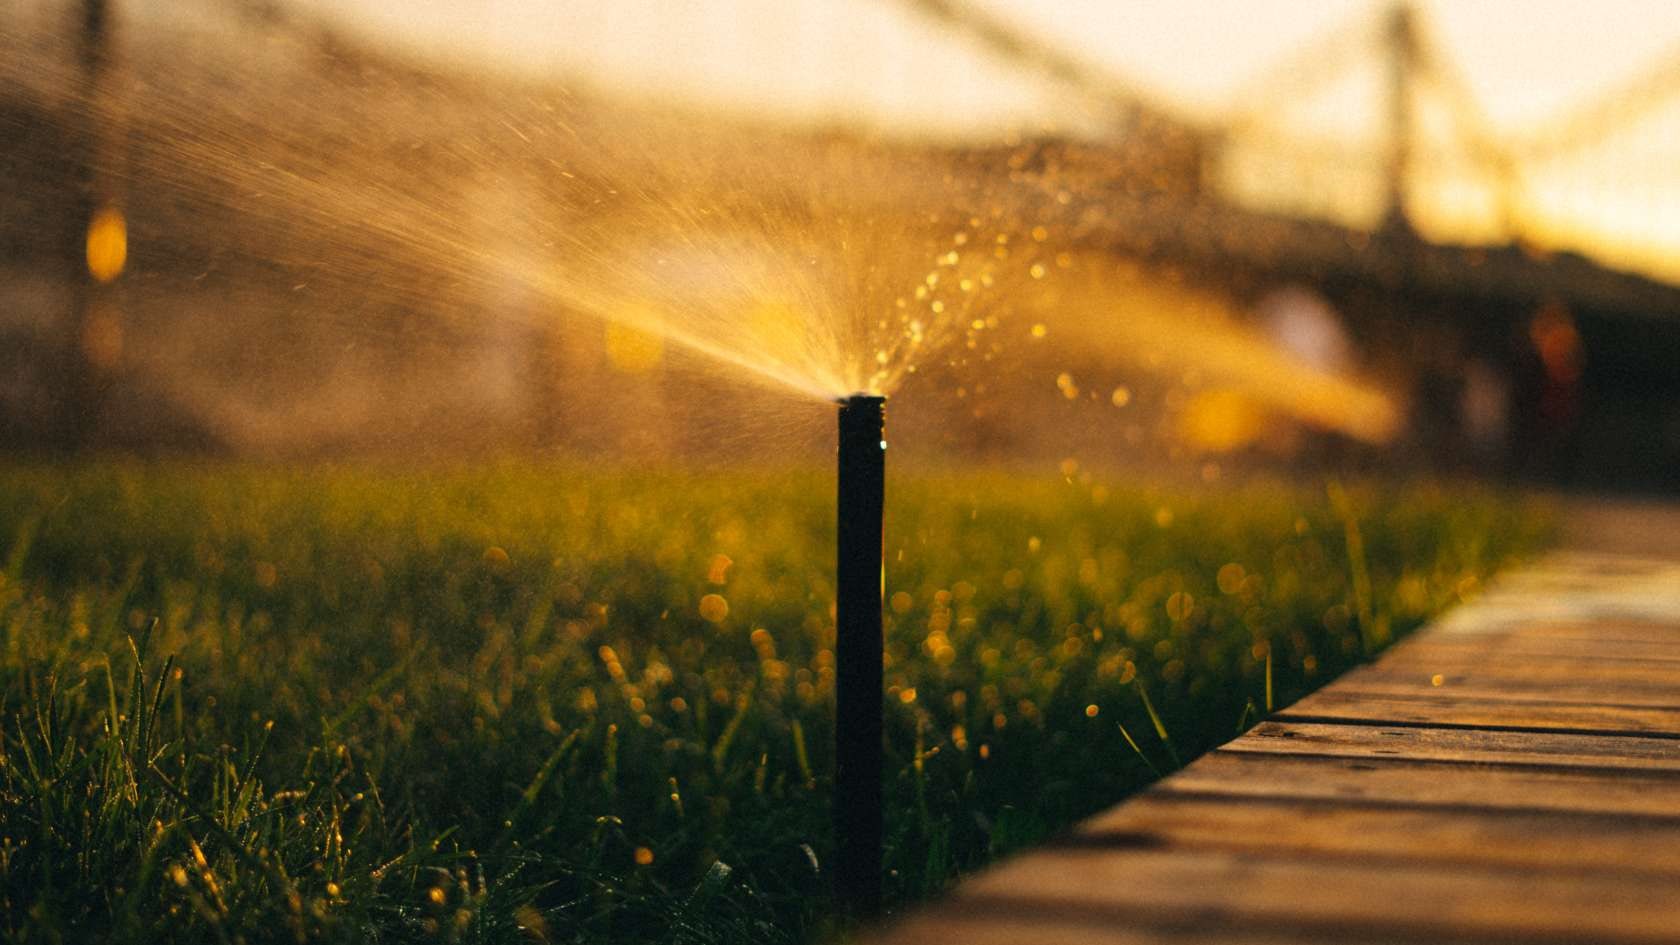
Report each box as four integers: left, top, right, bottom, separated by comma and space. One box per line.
85, 205, 126, 283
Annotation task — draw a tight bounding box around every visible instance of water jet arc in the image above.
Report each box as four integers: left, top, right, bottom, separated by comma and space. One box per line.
835, 393, 885, 919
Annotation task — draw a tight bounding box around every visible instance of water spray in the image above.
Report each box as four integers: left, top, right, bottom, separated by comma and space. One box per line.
834, 393, 885, 919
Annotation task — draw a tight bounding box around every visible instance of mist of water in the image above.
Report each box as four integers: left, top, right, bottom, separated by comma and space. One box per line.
1, 1, 1396, 458
3, 4, 1054, 413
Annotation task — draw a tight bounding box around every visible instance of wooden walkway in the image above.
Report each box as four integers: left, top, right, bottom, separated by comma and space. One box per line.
870, 507, 1680, 945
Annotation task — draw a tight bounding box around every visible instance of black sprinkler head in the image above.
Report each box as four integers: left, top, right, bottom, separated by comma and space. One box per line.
833, 393, 884, 920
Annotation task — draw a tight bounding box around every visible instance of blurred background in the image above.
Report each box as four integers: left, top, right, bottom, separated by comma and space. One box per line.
4, 0, 1679, 490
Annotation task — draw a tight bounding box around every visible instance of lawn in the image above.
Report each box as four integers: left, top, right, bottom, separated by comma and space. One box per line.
0, 462, 1552, 943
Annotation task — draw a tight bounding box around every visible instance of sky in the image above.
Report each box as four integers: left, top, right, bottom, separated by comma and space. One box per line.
282, 0, 1680, 139
97, 0, 1680, 275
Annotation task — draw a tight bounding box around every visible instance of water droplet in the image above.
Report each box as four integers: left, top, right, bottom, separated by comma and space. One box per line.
706, 554, 733, 585
699, 594, 729, 623
1166, 591, 1195, 622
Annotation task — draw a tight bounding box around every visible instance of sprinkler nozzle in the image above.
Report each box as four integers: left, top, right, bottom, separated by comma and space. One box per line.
834, 393, 885, 920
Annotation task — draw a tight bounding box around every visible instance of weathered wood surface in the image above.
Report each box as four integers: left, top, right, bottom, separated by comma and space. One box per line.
1227, 720, 1680, 770
1279, 687, 1680, 736
867, 546, 1680, 945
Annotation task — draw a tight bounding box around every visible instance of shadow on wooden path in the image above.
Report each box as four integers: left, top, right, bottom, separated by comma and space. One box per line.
866, 499, 1680, 945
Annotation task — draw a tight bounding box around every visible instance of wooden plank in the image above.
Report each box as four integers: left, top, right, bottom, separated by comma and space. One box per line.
1431, 612, 1680, 632
1379, 634, 1680, 663
1343, 670, 1680, 699
1225, 720, 1680, 771
1325, 674, 1680, 709
1342, 654, 1680, 687
1155, 750, 1680, 817
1464, 570, 1680, 597
1509, 619, 1680, 642
1280, 687, 1680, 736
1079, 792, 1680, 875
1369, 644, 1680, 672
1332, 679, 1680, 707
1427, 602, 1680, 641
943, 846, 1680, 944
877, 909, 1505, 945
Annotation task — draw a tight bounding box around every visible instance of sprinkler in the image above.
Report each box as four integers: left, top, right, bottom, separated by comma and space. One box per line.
834, 393, 885, 920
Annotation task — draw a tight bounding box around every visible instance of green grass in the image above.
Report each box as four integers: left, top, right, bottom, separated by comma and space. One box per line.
0, 462, 1553, 944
